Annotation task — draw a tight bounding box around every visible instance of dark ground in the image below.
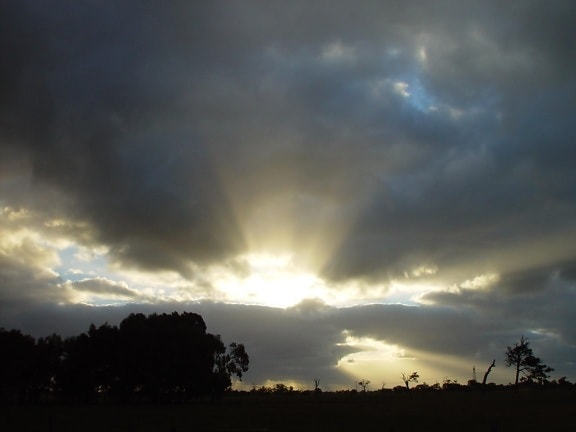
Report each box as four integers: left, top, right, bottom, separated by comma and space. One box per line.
2, 390, 575, 432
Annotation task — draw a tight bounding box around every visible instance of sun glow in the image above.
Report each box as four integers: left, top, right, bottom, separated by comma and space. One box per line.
204, 251, 405, 308
336, 333, 477, 389
336, 333, 416, 389
215, 252, 326, 308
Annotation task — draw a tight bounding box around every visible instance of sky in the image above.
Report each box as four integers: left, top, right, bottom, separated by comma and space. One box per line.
1, 0, 576, 390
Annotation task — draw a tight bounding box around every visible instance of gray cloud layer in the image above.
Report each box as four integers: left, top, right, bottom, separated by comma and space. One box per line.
1, 1, 573, 275
3, 298, 575, 387
1, 1, 576, 385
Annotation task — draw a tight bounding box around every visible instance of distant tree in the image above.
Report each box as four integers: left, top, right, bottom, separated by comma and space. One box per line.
524, 358, 554, 386
401, 372, 419, 390
505, 336, 553, 391
32, 333, 64, 400
0, 328, 36, 403
482, 359, 496, 386
272, 383, 293, 393
212, 336, 250, 395
313, 378, 321, 394
358, 379, 370, 392
414, 382, 432, 391
555, 376, 573, 389
442, 377, 460, 390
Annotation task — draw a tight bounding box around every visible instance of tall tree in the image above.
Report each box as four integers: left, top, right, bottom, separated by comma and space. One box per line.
0, 329, 36, 403
212, 337, 250, 395
117, 312, 215, 401
505, 336, 553, 391
32, 333, 64, 400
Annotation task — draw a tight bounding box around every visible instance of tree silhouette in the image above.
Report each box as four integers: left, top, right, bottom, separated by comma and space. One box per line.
505, 336, 553, 391
313, 378, 321, 394
0, 311, 249, 403
212, 337, 250, 396
116, 312, 221, 401
481, 359, 496, 386
401, 372, 419, 390
56, 322, 123, 402
0, 328, 36, 403
358, 379, 370, 392
60, 332, 99, 401
32, 333, 64, 401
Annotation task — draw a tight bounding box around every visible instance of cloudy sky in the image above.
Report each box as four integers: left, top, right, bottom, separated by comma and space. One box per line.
1, 0, 576, 390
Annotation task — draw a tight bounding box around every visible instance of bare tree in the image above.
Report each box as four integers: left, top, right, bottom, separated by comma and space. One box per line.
313, 378, 321, 394
358, 379, 370, 392
401, 372, 419, 390
482, 359, 496, 386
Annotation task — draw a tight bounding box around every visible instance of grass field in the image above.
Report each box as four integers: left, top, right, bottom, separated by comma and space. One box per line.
2, 390, 575, 432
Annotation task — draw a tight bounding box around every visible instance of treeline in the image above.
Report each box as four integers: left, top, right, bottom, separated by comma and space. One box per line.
0, 312, 248, 404
391, 378, 576, 393
244, 378, 576, 397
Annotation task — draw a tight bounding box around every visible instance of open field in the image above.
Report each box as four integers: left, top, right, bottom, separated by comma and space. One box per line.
2, 390, 575, 432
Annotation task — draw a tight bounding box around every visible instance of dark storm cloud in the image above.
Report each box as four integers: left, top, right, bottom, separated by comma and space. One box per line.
2, 1, 576, 283
2, 1, 576, 386
0, 1, 245, 272
422, 261, 576, 346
